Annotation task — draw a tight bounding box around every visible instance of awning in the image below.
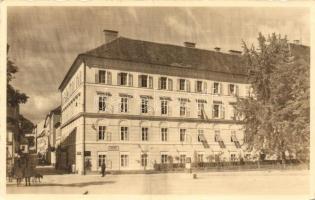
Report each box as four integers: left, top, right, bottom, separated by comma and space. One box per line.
119, 93, 132, 98
97, 91, 112, 96
140, 95, 153, 99
160, 96, 172, 101
178, 98, 190, 102
196, 99, 207, 103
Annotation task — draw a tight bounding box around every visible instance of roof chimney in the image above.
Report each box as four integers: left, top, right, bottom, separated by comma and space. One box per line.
228, 50, 242, 56
214, 47, 221, 52
103, 30, 118, 43
184, 42, 196, 48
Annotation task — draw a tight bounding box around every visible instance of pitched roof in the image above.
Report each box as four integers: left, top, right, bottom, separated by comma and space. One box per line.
83, 37, 246, 75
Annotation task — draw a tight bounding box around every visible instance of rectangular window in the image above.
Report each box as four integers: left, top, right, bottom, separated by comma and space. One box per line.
213, 104, 220, 118
98, 154, 106, 167
180, 154, 186, 164
229, 84, 235, 95
198, 102, 205, 118
196, 81, 203, 92
197, 154, 204, 163
213, 82, 219, 94
180, 129, 186, 142
140, 75, 148, 88
121, 154, 129, 167
214, 131, 220, 142
160, 77, 167, 90
120, 127, 128, 141
179, 79, 186, 91
98, 96, 106, 111
141, 154, 148, 167
120, 97, 128, 113
99, 70, 106, 84
141, 98, 148, 113
180, 101, 187, 116
231, 154, 236, 161
161, 100, 168, 115
161, 128, 168, 142
119, 72, 128, 86
161, 154, 168, 164
198, 130, 204, 142
98, 126, 106, 140
142, 127, 148, 141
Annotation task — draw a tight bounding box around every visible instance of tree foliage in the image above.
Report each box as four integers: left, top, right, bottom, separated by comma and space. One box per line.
236, 33, 310, 161
7, 51, 28, 106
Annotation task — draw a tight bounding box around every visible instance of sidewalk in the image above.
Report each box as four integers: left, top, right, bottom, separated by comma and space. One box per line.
7, 169, 309, 195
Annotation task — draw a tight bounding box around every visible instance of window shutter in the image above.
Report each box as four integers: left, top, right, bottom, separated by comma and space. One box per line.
128, 74, 133, 86
177, 79, 180, 91
211, 82, 214, 94
168, 79, 173, 91
220, 104, 225, 119
219, 83, 223, 95
149, 76, 153, 88
158, 77, 161, 89
138, 75, 142, 87
186, 80, 190, 92
195, 80, 198, 92
107, 71, 112, 85
203, 82, 207, 93
117, 73, 121, 85
212, 105, 214, 118
95, 70, 99, 84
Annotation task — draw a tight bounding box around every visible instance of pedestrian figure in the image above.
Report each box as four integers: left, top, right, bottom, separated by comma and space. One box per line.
24, 159, 32, 186
101, 161, 106, 177
14, 160, 23, 186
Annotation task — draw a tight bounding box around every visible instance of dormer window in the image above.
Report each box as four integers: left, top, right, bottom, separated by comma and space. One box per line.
160, 77, 167, 90
118, 72, 128, 86
213, 82, 220, 94
196, 81, 202, 92
96, 70, 112, 85
99, 70, 106, 83
228, 84, 238, 96
138, 75, 153, 88
179, 79, 186, 91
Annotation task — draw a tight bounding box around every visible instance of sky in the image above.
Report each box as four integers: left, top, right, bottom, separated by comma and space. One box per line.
7, 6, 310, 124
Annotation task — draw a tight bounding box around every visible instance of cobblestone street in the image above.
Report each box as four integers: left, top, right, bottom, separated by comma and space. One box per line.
6, 169, 310, 195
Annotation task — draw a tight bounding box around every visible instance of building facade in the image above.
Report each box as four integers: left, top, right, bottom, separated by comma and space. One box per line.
58, 30, 251, 174
6, 104, 19, 170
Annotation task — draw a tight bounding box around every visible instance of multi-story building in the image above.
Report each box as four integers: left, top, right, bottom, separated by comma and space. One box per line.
58, 30, 251, 174
44, 106, 61, 166
6, 104, 19, 169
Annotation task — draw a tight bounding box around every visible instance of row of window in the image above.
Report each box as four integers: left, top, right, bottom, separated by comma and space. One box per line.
96, 70, 244, 95
97, 152, 240, 168
64, 71, 83, 103
98, 126, 240, 145
98, 95, 232, 119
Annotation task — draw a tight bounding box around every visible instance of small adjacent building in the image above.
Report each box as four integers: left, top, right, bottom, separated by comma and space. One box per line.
6, 104, 19, 169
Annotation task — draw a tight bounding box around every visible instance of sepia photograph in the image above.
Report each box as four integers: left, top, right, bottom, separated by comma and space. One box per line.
2, 2, 313, 198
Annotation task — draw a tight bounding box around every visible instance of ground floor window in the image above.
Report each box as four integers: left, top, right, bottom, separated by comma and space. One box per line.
180, 154, 186, 164
141, 154, 148, 167
231, 154, 236, 161
197, 154, 204, 163
98, 154, 106, 167
161, 154, 168, 164
121, 154, 129, 167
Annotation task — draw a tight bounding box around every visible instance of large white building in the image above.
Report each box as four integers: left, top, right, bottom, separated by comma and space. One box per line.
58, 30, 251, 174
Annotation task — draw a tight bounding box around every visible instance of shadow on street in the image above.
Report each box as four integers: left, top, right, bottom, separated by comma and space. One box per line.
7, 181, 116, 188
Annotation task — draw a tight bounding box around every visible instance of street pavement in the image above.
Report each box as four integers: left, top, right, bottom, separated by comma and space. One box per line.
6, 169, 310, 195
